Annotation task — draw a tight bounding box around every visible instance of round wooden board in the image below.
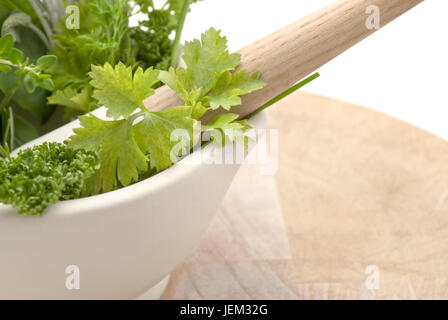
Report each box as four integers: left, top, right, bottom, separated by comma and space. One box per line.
161, 92, 448, 300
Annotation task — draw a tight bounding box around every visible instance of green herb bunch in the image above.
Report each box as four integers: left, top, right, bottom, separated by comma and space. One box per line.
0, 34, 56, 151
48, 0, 136, 119
0, 27, 319, 216
67, 28, 266, 195
131, 0, 201, 70
48, 0, 201, 119
0, 142, 98, 215
0, 0, 64, 152
0, 0, 200, 150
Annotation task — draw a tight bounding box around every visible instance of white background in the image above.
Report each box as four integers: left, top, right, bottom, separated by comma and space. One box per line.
180, 0, 448, 140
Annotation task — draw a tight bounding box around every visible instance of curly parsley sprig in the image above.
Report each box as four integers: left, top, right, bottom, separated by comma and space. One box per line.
0, 142, 98, 215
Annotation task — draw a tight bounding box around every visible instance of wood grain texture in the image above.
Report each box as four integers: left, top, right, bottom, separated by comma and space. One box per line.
144, 0, 423, 122
161, 92, 448, 300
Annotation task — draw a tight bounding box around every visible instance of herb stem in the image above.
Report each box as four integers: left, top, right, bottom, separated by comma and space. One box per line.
0, 78, 21, 114
243, 72, 320, 119
27, 0, 54, 50
2, 108, 13, 150
0, 59, 35, 73
170, 0, 191, 68
8, 107, 14, 150
0, 143, 10, 159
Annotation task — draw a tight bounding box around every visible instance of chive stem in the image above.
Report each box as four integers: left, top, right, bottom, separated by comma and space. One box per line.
8, 107, 14, 151
244, 72, 320, 119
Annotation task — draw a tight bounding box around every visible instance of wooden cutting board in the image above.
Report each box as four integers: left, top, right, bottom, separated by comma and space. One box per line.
161, 92, 448, 300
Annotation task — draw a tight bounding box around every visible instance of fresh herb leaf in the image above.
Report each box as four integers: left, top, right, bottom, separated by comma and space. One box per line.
158, 27, 266, 144
209, 70, 265, 110
203, 113, 252, 146
67, 114, 147, 194
49, 0, 199, 119
0, 35, 57, 93
47, 87, 91, 119
159, 28, 266, 118
1, 11, 51, 50
131, 0, 202, 70
182, 28, 240, 92
0, 33, 13, 56
0, 142, 98, 215
89, 62, 159, 119
68, 64, 195, 193
48, 0, 133, 118
0, 33, 57, 150
133, 105, 195, 171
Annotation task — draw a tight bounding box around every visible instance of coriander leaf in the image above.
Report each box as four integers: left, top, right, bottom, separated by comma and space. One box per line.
67, 114, 148, 193
182, 27, 240, 92
209, 70, 266, 110
159, 67, 208, 112
89, 62, 159, 119
133, 106, 196, 171
191, 101, 208, 120
47, 87, 91, 119
159, 27, 266, 116
0, 142, 98, 215
158, 67, 190, 100
203, 113, 252, 145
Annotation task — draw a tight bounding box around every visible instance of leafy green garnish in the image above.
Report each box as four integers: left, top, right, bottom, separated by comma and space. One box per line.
89, 63, 159, 119
68, 114, 148, 194
48, 0, 201, 119
0, 34, 56, 93
67, 62, 195, 193
0, 26, 321, 216
0, 33, 57, 151
68, 28, 263, 194
47, 87, 91, 119
0, 0, 201, 156
159, 28, 265, 114
202, 113, 251, 145
0, 0, 61, 139
132, 105, 196, 171
209, 70, 266, 110
0, 142, 98, 215
131, 0, 202, 70
159, 27, 266, 142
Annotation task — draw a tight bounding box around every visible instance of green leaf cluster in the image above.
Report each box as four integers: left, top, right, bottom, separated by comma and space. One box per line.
48, 0, 201, 120
159, 27, 266, 141
0, 34, 57, 151
0, 0, 202, 154
0, 0, 64, 151
0, 34, 56, 93
0, 142, 98, 215
131, 0, 202, 70
68, 28, 265, 195
1, 27, 267, 215
67, 63, 196, 194
48, 0, 133, 119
